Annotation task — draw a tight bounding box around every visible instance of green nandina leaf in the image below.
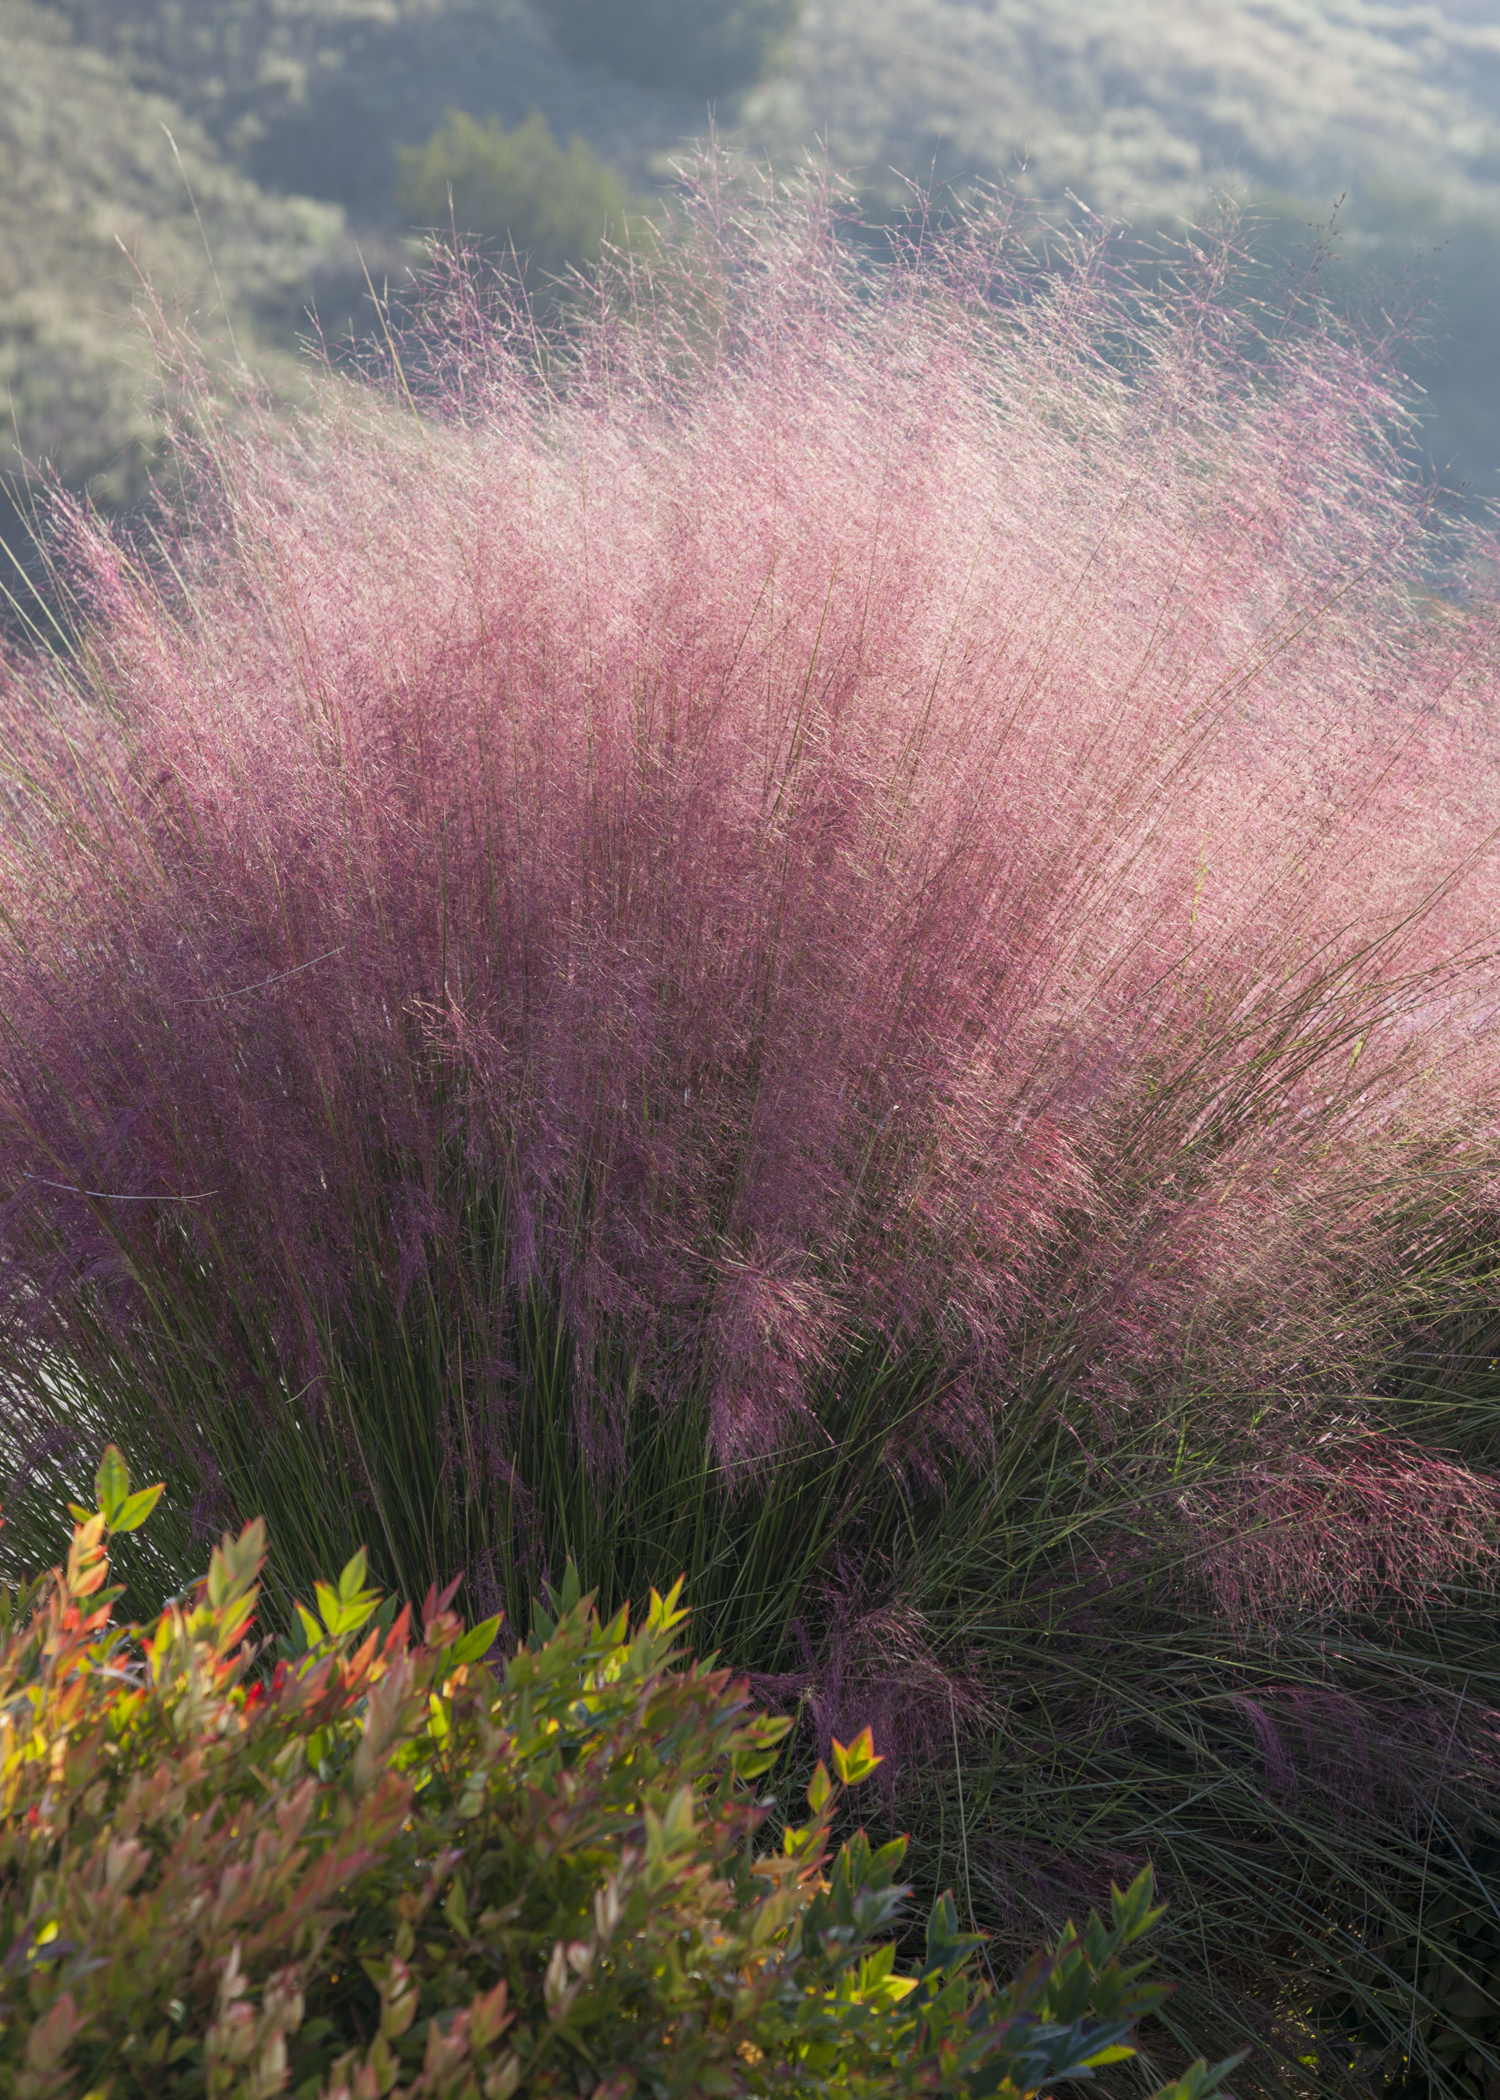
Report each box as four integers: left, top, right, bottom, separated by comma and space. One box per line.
95, 1444, 130, 1526
831, 1725, 881, 1787
313, 1578, 378, 1640
1153, 2055, 1251, 2098
926, 1891, 964, 1963
208, 1518, 267, 1609
337, 1547, 369, 1605
446, 1614, 503, 1666
730, 1744, 783, 1781
551, 1560, 583, 1616
662, 1783, 694, 1847
646, 1576, 689, 1636
1111, 1864, 1167, 1944
111, 1483, 164, 1534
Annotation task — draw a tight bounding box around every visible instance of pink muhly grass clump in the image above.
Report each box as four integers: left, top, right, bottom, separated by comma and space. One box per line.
2, 164, 1500, 1570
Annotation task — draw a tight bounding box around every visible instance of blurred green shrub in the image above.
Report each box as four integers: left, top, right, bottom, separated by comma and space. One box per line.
531, 0, 802, 98
0, 1446, 1239, 2099
397, 109, 637, 284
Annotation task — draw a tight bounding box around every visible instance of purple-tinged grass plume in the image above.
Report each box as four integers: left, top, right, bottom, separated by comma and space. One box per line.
4, 175, 1500, 1476
3, 160, 1500, 2093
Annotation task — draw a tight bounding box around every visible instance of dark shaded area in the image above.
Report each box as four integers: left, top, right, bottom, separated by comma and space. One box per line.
532, 0, 802, 98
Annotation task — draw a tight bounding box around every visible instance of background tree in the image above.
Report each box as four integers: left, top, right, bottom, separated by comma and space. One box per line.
530, 0, 803, 99
397, 108, 636, 283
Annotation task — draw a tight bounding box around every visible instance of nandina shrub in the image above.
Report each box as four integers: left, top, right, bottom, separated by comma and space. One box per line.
5, 160, 1500, 2093
0, 1449, 1236, 2100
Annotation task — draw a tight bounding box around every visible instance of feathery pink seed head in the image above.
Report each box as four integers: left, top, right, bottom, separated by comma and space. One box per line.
1, 165, 1499, 1611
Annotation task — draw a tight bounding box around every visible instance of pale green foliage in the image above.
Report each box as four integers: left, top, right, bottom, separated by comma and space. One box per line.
41, 0, 684, 210
18, 0, 1500, 503
397, 110, 637, 283
737, 0, 1500, 490
0, 0, 352, 512
746, 0, 1500, 225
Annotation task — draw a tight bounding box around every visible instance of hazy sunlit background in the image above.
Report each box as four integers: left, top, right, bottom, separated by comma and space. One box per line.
3, 0, 1499, 597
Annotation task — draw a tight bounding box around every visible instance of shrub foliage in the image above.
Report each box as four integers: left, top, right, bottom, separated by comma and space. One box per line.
397, 111, 636, 286
0, 1451, 1235, 2100
530, 0, 801, 97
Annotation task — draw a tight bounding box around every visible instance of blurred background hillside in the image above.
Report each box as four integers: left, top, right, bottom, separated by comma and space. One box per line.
4, 0, 1500, 622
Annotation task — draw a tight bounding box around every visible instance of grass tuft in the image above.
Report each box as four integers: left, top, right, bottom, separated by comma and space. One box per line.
4, 162, 1500, 2092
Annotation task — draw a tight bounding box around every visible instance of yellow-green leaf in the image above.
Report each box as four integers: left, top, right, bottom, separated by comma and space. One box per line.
337, 1547, 369, 1605
830, 1726, 882, 1787
447, 1614, 503, 1667
646, 1576, 688, 1636
112, 1483, 164, 1535
95, 1445, 130, 1526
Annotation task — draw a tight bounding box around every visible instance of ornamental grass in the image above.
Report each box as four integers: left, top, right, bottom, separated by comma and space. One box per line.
3, 162, 1500, 2093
